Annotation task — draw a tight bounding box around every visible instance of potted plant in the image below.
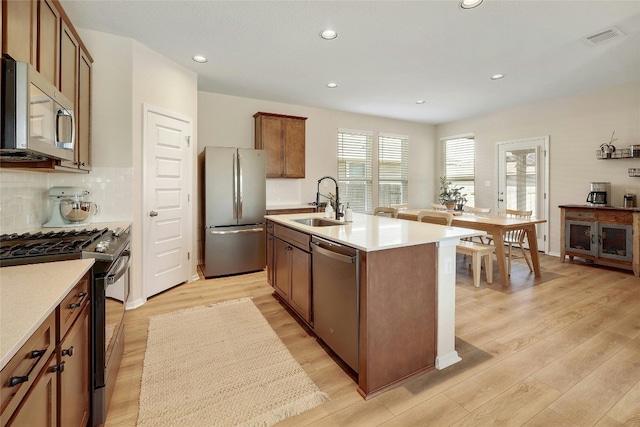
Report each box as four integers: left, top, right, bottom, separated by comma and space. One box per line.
439, 176, 467, 211
600, 131, 618, 158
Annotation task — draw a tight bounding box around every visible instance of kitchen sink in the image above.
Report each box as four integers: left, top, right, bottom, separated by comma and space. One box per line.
292, 218, 344, 227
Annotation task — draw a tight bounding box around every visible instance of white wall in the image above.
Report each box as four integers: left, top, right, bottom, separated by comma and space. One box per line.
197, 92, 436, 210
436, 80, 640, 256
78, 29, 198, 307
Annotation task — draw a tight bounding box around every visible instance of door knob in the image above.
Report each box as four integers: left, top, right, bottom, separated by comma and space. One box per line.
149, 210, 159, 217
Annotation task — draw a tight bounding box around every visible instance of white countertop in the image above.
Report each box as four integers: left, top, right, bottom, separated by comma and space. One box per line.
0, 259, 94, 370
265, 212, 483, 251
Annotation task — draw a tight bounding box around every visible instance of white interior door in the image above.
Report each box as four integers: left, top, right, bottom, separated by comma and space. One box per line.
144, 106, 192, 298
497, 136, 549, 252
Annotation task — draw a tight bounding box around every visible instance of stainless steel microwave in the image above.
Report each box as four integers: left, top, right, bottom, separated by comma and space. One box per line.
1, 56, 75, 162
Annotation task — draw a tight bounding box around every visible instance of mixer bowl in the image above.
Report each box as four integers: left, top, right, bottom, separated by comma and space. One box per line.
60, 201, 98, 223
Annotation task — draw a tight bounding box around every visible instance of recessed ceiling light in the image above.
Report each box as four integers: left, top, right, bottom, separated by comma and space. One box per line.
460, 0, 483, 9
192, 55, 208, 63
326, 82, 338, 88
416, 100, 425, 104
320, 30, 338, 40
491, 74, 505, 80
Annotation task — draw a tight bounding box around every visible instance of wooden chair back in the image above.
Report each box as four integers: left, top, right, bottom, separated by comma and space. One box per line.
373, 207, 398, 218
463, 206, 491, 215
416, 210, 453, 226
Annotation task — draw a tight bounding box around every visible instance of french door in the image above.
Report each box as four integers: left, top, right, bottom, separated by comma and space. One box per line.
497, 136, 549, 252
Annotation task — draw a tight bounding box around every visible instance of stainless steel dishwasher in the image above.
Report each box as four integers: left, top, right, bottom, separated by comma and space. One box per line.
311, 236, 359, 373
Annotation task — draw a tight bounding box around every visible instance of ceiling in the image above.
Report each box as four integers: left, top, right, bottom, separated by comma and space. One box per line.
59, 0, 640, 125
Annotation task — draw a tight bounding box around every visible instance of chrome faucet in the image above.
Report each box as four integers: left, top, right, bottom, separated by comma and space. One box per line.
316, 176, 340, 220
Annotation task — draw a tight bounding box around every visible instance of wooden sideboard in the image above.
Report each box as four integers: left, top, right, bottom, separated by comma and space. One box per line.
560, 205, 640, 277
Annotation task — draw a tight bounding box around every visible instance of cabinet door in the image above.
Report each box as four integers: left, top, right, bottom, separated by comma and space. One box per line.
283, 118, 305, 178
59, 21, 78, 104
76, 49, 92, 170
266, 229, 274, 286
289, 246, 311, 322
36, 0, 59, 87
261, 116, 284, 177
59, 305, 90, 427
2, 0, 37, 64
565, 220, 596, 256
273, 238, 290, 298
58, 21, 80, 170
5, 354, 57, 427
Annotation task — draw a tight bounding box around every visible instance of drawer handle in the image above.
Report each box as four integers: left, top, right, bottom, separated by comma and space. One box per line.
51, 362, 65, 373
69, 291, 88, 309
62, 346, 74, 357
8, 349, 47, 387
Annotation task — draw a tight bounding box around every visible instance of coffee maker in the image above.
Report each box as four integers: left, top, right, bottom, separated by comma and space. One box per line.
586, 182, 610, 206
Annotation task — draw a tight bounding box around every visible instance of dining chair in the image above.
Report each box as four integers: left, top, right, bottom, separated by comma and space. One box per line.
390, 203, 408, 209
492, 208, 533, 275
462, 206, 492, 243
431, 203, 448, 211
417, 210, 453, 225
417, 210, 493, 286
373, 207, 398, 218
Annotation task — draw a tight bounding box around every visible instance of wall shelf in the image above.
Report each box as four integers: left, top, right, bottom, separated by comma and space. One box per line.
595, 148, 636, 159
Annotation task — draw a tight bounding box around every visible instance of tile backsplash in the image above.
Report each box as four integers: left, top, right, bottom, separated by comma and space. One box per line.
0, 167, 133, 234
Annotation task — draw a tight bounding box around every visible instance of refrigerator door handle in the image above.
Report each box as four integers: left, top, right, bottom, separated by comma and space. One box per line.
210, 227, 264, 235
233, 153, 238, 219
238, 153, 243, 219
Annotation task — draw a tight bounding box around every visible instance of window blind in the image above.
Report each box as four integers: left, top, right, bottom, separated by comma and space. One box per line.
338, 131, 373, 213
378, 135, 408, 207
444, 137, 475, 206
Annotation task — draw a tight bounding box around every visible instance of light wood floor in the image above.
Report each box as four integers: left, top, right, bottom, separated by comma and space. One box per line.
105, 253, 640, 426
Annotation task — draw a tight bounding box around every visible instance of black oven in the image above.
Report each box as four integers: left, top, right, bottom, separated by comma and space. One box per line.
91, 239, 130, 426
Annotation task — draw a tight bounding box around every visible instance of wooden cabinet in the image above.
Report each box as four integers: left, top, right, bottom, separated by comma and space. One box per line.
560, 206, 640, 276
4, 353, 58, 427
58, 24, 91, 171
0, 312, 55, 426
0, 272, 91, 427
36, 0, 60, 87
1, 0, 92, 172
254, 112, 307, 178
58, 305, 90, 427
2, 0, 36, 65
271, 223, 311, 322
266, 221, 274, 286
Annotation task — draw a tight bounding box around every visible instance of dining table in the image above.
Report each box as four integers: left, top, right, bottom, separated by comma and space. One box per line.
396, 209, 547, 286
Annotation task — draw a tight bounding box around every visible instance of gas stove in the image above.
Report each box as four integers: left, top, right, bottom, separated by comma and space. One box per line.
0, 227, 130, 267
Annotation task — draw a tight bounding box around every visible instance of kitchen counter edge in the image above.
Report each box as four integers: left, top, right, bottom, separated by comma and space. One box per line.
0, 258, 95, 370
265, 212, 483, 251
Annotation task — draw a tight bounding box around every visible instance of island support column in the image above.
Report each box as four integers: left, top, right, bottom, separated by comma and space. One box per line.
435, 238, 462, 369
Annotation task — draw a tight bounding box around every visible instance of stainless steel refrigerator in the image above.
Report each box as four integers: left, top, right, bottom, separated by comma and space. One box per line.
202, 146, 266, 277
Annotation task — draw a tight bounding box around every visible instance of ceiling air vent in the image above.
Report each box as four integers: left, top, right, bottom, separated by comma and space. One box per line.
583, 27, 626, 46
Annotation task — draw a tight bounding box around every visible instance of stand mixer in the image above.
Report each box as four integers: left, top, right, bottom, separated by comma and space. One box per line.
43, 187, 99, 228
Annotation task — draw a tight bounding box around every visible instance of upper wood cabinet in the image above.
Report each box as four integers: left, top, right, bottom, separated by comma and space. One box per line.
37, 0, 59, 87
58, 24, 91, 171
254, 112, 307, 178
1, 0, 93, 172
2, 0, 59, 87
2, 0, 36, 66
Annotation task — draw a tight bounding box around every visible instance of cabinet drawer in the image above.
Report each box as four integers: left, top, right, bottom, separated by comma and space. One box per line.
274, 224, 310, 251
565, 210, 596, 220
0, 312, 55, 424
59, 272, 90, 340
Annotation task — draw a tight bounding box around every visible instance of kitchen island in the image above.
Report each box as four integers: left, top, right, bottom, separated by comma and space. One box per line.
265, 212, 482, 399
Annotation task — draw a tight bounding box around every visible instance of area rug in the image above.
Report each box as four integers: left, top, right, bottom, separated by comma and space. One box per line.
137, 298, 328, 427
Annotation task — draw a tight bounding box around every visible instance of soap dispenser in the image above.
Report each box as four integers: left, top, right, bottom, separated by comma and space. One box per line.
324, 203, 333, 218
345, 203, 353, 222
